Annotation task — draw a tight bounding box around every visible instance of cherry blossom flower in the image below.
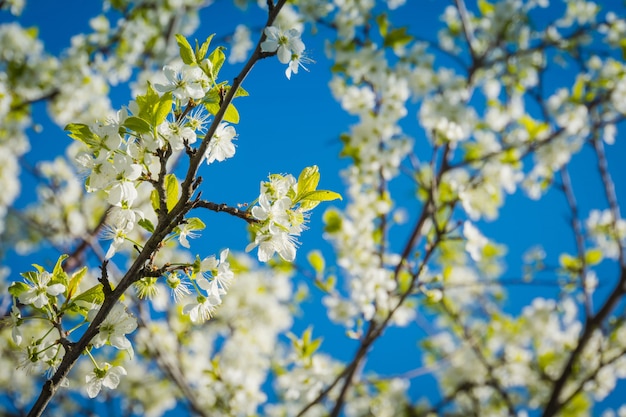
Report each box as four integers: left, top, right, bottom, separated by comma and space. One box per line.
155, 64, 208, 101
199, 248, 234, 292
86, 363, 127, 398
285, 51, 313, 80
158, 120, 197, 151
205, 122, 236, 164
166, 273, 191, 303
261, 26, 305, 64
183, 293, 222, 323
87, 303, 137, 356
18, 271, 65, 309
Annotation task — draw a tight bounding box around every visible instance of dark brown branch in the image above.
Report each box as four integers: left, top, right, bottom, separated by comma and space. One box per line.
194, 201, 258, 223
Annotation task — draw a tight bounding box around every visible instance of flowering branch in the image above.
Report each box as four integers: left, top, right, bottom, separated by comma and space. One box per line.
24, 2, 292, 416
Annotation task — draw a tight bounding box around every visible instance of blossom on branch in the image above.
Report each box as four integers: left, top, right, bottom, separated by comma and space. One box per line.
86, 363, 127, 398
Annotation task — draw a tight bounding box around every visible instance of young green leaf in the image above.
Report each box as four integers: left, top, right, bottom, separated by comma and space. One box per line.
585, 248, 603, 266
65, 123, 99, 148
208, 47, 226, 80
175, 34, 196, 65
165, 174, 180, 212
185, 217, 206, 231
559, 253, 582, 274
138, 218, 155, 233
323, 208, 343, 233
307, 250, 325, 274
51, 254, 69, 289
123, 116, 152, 134
298, 190, 343, 204
8, 281, 29, 298
153, 92, 173, 127
67, 267, 88, 300
223, 103, 240, 124
233, 86, 249, 98
196, 34, 215, 62
150, 189, 160, 213
383, 27, 412, 49
376, 13, 389, 37
74, 283, 105, 305
297, 165, 321, 196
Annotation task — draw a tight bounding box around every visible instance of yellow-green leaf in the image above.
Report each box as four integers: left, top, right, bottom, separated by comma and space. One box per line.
297, 165, 321, 196
223, 103, 239, 124
478, 0, 495, 15
175, 34, 196, 65
154, 92, 173, 126
74, 283, 105, 305
123, 116, 151, 134
585, 248, 603, 266
150, 189, 160, 213
65, 123, 99, 148
299, 190, 343, 203
196, 34, 215, 62
376, 13, 389, 37
67, 267, 87, 300
165, 174, 179, 212
307, 250, 325, 274
559, 253, 582, 273
323, 208, 343, 233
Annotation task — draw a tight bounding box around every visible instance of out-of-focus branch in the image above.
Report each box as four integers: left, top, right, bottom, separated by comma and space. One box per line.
542, 266, 626, 417
559, 166, 593, 316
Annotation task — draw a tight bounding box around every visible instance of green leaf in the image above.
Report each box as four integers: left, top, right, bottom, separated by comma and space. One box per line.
153, 92, 173, 126
65, 123, 99, 148
572, 74, 586, 102
518, 115, 549, 141
165, 174, 179, 212
307, 250, 325, 274
67, 267, 87, 300
299, 199, 320, 211
136, 83, 162, 126
203, 85, 222, 115
150, 189, 160, 213
175, 34, 196, 65
376, 13, 389, 37
185, 217, 206, 231
297, 165, 321, 196
233, 86, 249, 98
223, 103, 239, 124
208, 47, 226, 80
299, 190, 343, 203
383, 27, 412, 49
9, 281, 29, 298
51, 254, 69, 288
138, 218, 155, 233
559, 253, 582, 273
203, 85, 240, 123
585, 248, 603, 266
478, 0, 495, 15
196, 34, 215, 62
323, 208, 343, 234
123, 116, 152, 134
74, 284, 105, 305
20, 271, 38, 284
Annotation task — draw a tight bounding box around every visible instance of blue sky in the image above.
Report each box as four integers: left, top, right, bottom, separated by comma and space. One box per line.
3, 0, 626, 413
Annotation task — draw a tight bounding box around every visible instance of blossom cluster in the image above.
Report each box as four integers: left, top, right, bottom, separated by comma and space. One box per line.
246, 166, 341, 263
261, 25, 309, 79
